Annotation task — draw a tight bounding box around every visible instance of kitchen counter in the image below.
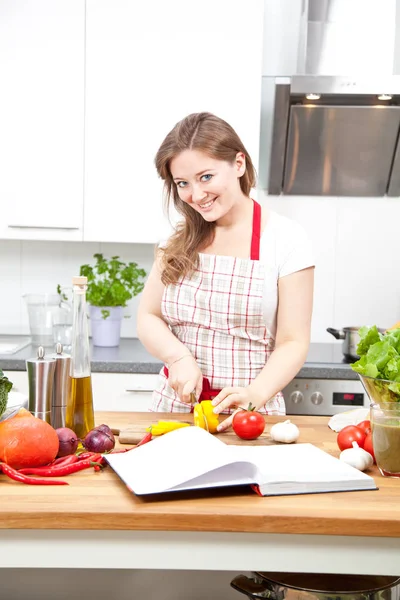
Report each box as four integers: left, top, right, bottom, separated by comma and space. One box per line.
0, 412, 399, 575
0, 337, 357, 379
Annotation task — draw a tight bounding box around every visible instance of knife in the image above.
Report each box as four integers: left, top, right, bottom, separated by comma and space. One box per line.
190, 391, 209, 432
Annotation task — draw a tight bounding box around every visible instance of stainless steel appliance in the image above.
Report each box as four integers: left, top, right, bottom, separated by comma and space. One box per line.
282, 343, 368, 416
25, 346, 56, 423
231, 572, 400, 600
264, 0, 400, 197
326, 326, 386, 361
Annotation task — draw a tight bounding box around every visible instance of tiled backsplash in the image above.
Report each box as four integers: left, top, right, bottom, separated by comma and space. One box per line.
0, 239, 156, 339
1, 193, 400, 343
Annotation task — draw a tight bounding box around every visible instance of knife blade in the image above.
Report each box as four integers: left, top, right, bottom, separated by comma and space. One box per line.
190, 391, 210, 432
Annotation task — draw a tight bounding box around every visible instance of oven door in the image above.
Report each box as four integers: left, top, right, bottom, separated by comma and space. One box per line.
283, 378, 367, 416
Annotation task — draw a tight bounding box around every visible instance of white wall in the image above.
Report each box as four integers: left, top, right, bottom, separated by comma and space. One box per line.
2, 191, 399, 344
260, 192, 400, 342
1, 0, 400, 344
0, 239, 155, 339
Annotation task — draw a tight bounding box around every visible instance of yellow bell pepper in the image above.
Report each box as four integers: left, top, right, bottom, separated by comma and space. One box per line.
193, 400, 219, 434
146, 421, 190, 435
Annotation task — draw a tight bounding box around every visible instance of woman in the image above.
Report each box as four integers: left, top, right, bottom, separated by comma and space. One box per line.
137, 112, 314, 432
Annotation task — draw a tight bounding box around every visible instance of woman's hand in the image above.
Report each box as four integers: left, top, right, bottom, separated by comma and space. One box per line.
168, 356, 203, 404
211, 386, 265, 432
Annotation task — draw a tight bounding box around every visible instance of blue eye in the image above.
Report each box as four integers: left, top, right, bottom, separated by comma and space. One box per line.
176, 181, 187, 188
201, 174, 213, 182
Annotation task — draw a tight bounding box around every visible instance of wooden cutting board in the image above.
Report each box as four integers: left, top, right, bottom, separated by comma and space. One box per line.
113, 421, 276, 446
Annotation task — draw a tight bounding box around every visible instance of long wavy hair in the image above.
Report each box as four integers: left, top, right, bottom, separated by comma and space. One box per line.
155, 112, 257, 285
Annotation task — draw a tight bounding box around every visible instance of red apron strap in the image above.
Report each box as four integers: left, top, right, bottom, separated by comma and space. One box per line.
250, 200, 262, 261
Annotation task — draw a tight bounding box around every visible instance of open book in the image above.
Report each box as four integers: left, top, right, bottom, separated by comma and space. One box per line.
106, 426, 377, 497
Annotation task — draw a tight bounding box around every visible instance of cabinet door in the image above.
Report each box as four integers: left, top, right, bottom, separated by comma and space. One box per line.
84, 0, 264, 243
0, 0, 84, 241
91, 373, 158, 412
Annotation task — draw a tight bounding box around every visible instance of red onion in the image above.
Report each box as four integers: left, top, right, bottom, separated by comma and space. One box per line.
94, 424, 113, 435
83, 427, 115, 453
55, 427, 79, 457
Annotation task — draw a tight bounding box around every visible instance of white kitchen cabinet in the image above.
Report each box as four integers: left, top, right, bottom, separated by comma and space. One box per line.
5, 370, 158, 412
91, 372, 158, 412
0, 0, 84, 242
84, 0, 264, 243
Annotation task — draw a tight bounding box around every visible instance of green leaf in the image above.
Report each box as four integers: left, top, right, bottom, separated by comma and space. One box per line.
351, 355, 379, 378
0, 369, 13, 416
356, 325, 382, 356
79, 253, 147, 308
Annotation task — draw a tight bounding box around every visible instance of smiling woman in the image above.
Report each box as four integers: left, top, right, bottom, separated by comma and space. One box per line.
137, 112, 315, 431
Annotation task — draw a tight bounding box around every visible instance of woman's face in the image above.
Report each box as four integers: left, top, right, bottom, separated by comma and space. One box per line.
170, 149, 246, 222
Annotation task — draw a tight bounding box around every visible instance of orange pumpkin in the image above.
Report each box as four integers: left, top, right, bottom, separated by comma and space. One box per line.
0, 408, 59, 469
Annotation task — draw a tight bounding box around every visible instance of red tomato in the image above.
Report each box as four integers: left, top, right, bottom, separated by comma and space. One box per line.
363, 432, 375, 463
337, 425, 366, 451
232, 408, 265, 440
357, 420, 371, 436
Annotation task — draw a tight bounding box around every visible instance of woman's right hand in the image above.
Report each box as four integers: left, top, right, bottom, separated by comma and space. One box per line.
168, 355, 203, 404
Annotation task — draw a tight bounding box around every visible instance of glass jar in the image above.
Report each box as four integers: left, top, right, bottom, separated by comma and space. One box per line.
370, 401, 400, 477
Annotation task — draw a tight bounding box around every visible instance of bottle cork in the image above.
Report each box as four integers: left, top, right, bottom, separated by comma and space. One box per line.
72, 276, 87, 286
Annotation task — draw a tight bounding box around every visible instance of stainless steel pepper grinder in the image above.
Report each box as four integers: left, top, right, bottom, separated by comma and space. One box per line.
49, 342, 71, 429
26, 346, 56, 424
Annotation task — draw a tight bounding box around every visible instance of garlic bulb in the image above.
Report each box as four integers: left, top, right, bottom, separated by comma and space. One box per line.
340, 441, 373, 471
269, 420, 300, 443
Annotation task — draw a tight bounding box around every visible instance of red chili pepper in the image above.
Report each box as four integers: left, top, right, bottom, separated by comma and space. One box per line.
19, 456, 103, 477
76, 451, 97, 461
19, 454, 79, 472
0, 463, 68, 486
108, 433, 152, 454
136, 431, 153, 447
52, 455, 79, 466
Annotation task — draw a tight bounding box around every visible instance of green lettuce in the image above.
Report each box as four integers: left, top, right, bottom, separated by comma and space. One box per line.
351, 326, 400, 401
356, 325, 382, 356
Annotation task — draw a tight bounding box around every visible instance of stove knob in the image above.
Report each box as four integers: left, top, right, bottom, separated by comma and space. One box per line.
311, 392, 323, 405
290, 391, 303, 404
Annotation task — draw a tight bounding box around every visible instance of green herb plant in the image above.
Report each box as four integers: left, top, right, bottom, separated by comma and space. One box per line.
56, 284, 69, 303
79, 254, 147, 320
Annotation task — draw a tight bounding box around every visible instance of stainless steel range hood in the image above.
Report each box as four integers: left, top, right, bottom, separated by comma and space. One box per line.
267, 0, 400, 196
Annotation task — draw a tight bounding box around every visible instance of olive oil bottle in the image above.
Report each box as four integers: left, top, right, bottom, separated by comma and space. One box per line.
66, 276, 95, 439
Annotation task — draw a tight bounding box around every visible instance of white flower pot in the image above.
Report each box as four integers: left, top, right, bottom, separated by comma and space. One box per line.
89, 305, 123, 347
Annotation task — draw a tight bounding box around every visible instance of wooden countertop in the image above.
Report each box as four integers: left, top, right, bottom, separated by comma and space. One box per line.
1, 412, 399, 537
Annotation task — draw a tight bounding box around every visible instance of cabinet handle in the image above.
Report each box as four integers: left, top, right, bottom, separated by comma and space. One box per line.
125, 388, 153, 393
8, 225, 80, 230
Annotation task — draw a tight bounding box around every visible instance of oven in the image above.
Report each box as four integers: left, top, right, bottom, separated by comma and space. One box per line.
282, 343, 368, 416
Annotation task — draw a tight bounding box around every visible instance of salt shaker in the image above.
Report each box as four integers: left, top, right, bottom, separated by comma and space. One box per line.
49, 343, 71, 429
26, 346, 56, 424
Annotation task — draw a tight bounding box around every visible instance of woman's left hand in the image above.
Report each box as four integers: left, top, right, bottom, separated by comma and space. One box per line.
211, 386, 265, 432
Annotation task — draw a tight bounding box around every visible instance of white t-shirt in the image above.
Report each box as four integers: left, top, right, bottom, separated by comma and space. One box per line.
260, 211, 315, 339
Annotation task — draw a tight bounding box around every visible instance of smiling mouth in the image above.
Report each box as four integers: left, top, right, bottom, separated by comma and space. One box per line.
198, 198, 216, 209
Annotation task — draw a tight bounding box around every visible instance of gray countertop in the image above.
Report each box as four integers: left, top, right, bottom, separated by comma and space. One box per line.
0, 337, 358, 379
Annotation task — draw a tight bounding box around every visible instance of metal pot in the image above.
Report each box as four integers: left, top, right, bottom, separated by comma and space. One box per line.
327, 327, 387, 361
326, 327, 362, 361
231, 572, 400, 600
